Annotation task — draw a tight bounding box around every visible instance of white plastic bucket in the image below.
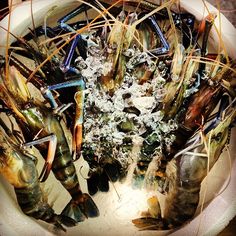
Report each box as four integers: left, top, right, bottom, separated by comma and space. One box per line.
0, 1, 236, 235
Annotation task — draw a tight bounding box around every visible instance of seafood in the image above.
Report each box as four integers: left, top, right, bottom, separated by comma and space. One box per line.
0, 65, 99, 222
133, 95, 236, 229
0, 117, 76, 231
1, 0, 236, 233
83, 148, 125, 195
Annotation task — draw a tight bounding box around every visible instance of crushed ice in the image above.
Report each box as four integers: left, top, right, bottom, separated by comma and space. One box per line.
76, 48, 179, 166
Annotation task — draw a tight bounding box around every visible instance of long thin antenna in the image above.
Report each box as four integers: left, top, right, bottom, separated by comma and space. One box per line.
5, 0, 13, 82
104, 168, 121, 200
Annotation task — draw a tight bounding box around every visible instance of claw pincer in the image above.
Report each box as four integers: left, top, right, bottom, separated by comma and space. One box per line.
0, 65, 99, 223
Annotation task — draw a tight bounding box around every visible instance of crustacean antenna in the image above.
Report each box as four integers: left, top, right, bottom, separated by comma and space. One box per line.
26, 0, 123, 83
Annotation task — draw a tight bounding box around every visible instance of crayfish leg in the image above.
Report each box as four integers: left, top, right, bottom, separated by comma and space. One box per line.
23, 134, 57, 182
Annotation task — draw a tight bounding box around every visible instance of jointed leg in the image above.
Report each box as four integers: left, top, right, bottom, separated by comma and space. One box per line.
23, 134, 57, 182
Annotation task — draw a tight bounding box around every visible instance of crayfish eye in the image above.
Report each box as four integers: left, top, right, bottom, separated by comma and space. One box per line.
24, 103, 32, 109
212, 132, 223, 142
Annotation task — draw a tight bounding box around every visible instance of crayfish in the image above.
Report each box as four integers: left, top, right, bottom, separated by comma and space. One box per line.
0, 0, 236, 234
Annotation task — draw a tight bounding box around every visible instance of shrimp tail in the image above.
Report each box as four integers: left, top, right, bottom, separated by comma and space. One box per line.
12, 156, 77, 231
56, 214, 78, 228
61, 193, 99, 222
132, 217, 169, 230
